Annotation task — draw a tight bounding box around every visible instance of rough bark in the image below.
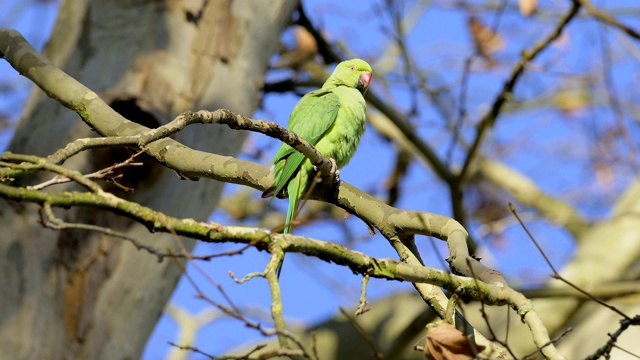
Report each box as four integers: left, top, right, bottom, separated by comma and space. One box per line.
0, 0, 296, 359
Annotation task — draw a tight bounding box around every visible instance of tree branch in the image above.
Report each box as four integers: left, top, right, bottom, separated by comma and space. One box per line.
458, 1, 582, 182
0, 27, 566, 359
577, 0, 640, 41
0, 150, 565, 357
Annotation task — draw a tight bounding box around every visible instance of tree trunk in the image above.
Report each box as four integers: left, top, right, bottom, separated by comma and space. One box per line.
0, 0, 296, 358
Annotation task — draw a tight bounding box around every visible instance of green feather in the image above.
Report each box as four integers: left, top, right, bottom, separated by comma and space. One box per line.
263, 58, 373, 278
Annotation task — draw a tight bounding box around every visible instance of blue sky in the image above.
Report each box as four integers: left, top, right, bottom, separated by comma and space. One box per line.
2, 0, 640, 358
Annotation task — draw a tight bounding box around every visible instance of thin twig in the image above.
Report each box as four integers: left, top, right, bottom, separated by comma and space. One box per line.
577, 0, 640, 41
458, 1, 581, 182
167, 342, 216, 359
597, 23, 638, 166
39, 203, 173, 261
167, 245, 314, 359
510, 203, 633, 321
33, 150, 145, 190
355, 275, 370, 315
522, 327, 573, 360
585, 316, 640, 359
1, 153, 104, 193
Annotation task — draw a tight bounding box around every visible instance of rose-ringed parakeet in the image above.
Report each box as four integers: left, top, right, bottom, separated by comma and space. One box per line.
262, 58, 373, 277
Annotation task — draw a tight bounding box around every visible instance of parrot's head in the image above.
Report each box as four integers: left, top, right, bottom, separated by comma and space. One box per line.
327, 58, 373, 94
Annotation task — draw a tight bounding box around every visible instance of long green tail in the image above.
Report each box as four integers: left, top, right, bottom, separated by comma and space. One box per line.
277, 171, 303, 278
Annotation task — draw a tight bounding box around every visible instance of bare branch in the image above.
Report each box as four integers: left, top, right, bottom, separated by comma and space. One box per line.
577, 0, 640, 41
458, 1, 582, 181
0, 26, 573, 359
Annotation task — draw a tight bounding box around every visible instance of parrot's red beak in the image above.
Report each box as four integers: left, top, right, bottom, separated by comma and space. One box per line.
358, 71, 372, 90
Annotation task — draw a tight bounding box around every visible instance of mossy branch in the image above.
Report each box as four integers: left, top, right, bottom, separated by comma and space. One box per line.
0, 27, 565, 359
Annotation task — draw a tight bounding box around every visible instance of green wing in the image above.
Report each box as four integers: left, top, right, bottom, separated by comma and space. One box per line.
270, 90, 340, 198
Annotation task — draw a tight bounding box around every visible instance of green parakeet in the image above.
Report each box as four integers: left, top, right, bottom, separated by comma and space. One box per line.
262, 58, 373, 277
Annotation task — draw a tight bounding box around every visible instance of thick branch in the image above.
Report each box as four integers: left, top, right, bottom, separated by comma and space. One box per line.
1, 28, 565, 358
0, 26, 502, 290
0, 53, 502, 286
0, 176, 563, 358
0, 179, 476, 289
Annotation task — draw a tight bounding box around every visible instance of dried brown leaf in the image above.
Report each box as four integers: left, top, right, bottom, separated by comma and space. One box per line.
424, 323, 485, 360
469, 16, 505, 63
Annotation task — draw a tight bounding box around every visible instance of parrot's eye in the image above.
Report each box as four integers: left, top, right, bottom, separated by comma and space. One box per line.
350, 66, 356, 71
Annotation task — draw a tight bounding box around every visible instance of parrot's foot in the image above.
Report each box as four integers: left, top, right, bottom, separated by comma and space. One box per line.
315, 157, 341, 189
325, 157, 341, 188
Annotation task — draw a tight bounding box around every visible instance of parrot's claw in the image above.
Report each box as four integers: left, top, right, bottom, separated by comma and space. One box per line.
314, 157, 341, 189
325, 157, 340, 188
